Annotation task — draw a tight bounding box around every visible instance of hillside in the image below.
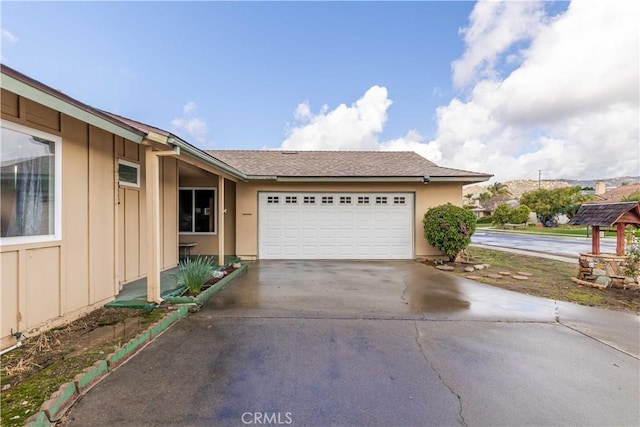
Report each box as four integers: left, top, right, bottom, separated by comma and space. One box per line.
463, 176, 640, 201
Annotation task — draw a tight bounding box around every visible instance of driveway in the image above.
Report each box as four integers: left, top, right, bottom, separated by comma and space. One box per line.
65, 261, 639, 426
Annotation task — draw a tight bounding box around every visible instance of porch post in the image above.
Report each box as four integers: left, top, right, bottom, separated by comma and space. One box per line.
592, 226, 600, 255
616, 223, 626, 256
145, 147, 163, 303
218, 175, 225, 266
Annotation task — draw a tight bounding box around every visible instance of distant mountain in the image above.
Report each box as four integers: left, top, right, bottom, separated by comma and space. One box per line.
463, 176, 640, 202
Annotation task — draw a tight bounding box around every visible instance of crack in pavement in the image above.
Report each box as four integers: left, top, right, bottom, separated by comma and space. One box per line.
413, 321, 468, 427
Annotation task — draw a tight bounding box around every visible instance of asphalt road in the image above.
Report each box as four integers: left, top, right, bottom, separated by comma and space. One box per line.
472, 230, 617, 257
64, 261, 639, 427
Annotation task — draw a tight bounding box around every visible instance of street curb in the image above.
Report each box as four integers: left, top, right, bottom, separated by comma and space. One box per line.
23, 411, 54, 427
39, 382, 77, 422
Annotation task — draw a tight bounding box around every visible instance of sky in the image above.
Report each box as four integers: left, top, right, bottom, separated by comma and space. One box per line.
1, 0, 638, 183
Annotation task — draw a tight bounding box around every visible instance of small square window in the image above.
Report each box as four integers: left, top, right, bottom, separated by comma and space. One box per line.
339, 196, 352, 204
375, 196, 388, 205
285, 196, 297, 204
118, 159, 140, 188
303, 196, 316, 204
357, 196, 370, 204
394, 196, 406, 205
321, 196, 334, 204
267, 196, 279, 204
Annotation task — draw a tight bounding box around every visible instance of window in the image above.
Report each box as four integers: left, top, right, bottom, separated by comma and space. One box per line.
321, 196, 334, 204
339, 196, 352, 204
375, 196, 388, 205
285, 196, 297, 204
1, 122, 61, 244
179, 188, 216, 234
118, 159, 140, 187
267, 196, 279, 204
303, 196, 315, 204
357, 196, 370, 204
394, 196, 406, 205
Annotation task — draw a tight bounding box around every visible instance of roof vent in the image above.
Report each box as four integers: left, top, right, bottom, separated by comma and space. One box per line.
282, 151, 299, 155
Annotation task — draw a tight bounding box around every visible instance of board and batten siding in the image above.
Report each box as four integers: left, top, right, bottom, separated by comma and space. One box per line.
0, 90, 179, 348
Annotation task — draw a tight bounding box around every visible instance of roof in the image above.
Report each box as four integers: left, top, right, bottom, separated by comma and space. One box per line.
568, 202, 640, 226
595, 184, 640, 203
207, 150, 491, 182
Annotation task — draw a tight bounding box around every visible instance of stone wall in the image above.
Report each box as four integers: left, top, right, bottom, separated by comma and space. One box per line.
578, 253, 639, 289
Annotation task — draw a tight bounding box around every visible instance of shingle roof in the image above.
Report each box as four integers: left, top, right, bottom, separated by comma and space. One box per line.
206, 150, 491, 180
568, 202, 640, 226
596, 184, 640, 203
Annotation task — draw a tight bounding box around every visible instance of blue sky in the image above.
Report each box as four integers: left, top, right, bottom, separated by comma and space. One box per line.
2, 1, 638, 182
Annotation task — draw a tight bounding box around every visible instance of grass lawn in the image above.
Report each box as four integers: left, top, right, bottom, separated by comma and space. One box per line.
484, 225, 618, 237
446, 247, 640, 313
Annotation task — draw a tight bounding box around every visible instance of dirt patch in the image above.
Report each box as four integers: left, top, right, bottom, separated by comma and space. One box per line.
429, 247, 640, 314
1, 307, 166, 427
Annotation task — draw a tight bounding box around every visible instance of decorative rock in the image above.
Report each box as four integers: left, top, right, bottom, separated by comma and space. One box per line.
486, 273, 503, 279
623, 277, 637, 284
594, 275, 612, 288
592, 268, 607, 276
232, 262, 242, 269
473, 264, 486, 270
512, 275, 529, 280
498, 271, 512, 276
466, 275, 482, 280
464, 266, 475, 272
516, 272, 533, 276
435, 265, 455, 271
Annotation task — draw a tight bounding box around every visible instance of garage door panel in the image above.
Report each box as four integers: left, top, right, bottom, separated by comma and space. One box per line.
259, 192, 413, 259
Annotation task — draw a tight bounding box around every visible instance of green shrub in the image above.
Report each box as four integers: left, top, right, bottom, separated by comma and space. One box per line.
423, 203, 477, 261
491, 203, 530, 227
175, 256, 216, 293
477, 215, 493, 224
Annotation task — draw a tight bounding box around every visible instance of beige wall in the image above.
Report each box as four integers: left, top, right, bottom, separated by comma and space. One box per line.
178, 164, 236, 257
0, 91, 182, 349
1, 94, 120, 347
234, 181, 462, 260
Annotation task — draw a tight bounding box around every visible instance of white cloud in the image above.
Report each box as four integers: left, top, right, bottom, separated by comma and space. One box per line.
278, 0, 639, 182
171, 117, 208, 144
282, 86, 391, 151
183, 101, 197, 114
1, 29, 18, 44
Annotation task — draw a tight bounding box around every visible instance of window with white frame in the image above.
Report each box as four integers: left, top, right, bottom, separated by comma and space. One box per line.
118, 159, 140, 187
1, 122, 61, 244
179, 188, 216, 234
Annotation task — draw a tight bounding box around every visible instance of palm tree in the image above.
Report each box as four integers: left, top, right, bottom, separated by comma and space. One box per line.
464, 193, 474, 205
488, 182, 512, 197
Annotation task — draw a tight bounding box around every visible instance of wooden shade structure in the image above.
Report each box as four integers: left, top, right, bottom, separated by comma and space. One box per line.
568, 202, 640, 255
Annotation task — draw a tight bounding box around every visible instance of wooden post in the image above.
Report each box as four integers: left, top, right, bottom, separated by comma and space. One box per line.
218, 175, 225, 266
145, 147, 163, 303
592, 225, 600, 255
616, 223, 625, 256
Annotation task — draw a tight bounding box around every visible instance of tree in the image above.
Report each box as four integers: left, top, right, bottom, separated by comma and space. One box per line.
423, 203, 477, 261
520, 186, 592, 225
491, 203, 530, 227
488, 182, 512, 197
477, 192, 492, 203
464, 193, 475, 205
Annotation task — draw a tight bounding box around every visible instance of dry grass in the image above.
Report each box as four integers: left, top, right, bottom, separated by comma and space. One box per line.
445, 247, 640, 314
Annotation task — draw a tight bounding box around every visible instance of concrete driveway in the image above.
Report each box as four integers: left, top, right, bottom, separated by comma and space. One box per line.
65, 261, 639, 426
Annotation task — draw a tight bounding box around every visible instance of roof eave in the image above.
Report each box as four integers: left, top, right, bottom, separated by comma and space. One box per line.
1, 67, 146, 143
167, 136, 248, 181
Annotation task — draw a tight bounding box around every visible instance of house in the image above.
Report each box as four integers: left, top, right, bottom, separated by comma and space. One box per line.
594, 183, 640, 203
0, 64, 491, 349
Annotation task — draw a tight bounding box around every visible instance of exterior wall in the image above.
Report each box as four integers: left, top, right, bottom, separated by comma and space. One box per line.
178, 166, 236, 257
235, 181, 462, 260
1, 93, 122, 347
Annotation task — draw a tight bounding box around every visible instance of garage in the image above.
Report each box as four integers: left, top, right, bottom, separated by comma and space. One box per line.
258, 192, 414, 259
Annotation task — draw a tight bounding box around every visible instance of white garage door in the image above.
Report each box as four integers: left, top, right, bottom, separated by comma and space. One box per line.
258, 192, 414, 259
